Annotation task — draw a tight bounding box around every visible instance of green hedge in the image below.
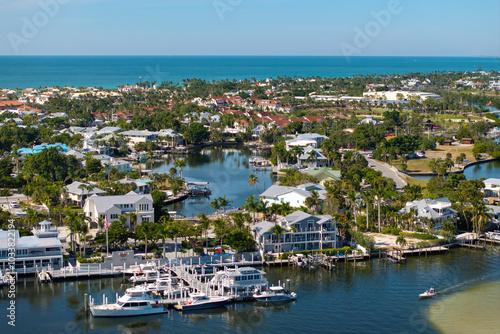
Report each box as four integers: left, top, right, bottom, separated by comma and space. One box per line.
382, 227, 401, 236
403, 232, 438, 240
280, 247, 353, 259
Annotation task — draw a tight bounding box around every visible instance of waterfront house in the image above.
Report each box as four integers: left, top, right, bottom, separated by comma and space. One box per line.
398, 197, 457, 229
260, 183, 326, 208
64, 181, 107, 207
298, 146, 329, 167
252, 124, 266, 137
120, 130, 158, 145
118, 177, 151, 194
251, 211, 337, 255
482, 178, 500, 204
0, 220, 63, 272
83, 192, 154, 229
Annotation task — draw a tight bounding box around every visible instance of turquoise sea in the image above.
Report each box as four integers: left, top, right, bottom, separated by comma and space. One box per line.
0, 56, 499, 89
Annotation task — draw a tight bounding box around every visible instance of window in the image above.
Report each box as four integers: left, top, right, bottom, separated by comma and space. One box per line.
110, 214, 119, 220
142, 217, 150, 223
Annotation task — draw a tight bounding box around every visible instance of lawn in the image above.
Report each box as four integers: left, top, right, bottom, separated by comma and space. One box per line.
401, 144, 476, 173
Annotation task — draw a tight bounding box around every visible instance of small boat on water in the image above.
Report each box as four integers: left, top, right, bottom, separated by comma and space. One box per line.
174, 292, 230, 311
419, 287, 436, 299
38, 268, 52, 283
0, 269, 14, 285
90, 287, 167, 317
253, 286, 297, 303
129, 271, 166, 284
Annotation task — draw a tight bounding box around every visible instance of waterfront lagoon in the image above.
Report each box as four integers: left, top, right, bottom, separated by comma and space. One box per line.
153, 147, 276, 217
1, 247, 499, 333
410, 159, 500, 181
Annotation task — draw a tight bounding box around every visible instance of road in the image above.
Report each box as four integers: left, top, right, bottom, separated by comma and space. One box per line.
365, 157, 407, 190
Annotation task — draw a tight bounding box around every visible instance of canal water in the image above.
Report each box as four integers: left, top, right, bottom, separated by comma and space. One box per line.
1, 247, 499, 333
152, 146, 276, 217
411, 159, 500, 181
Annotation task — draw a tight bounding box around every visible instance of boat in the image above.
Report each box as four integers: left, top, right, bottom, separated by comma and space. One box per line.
253, 286, 297, 303
419, 287, 436, 299
127, 277, 183, 294
0, 269, 14, 285
90, 287, 167, 317
210, 267, 268, 295
174, 292, 231, 311
120, 262, 159, 275
129, 271, 165, 284
37, 268, 52, 283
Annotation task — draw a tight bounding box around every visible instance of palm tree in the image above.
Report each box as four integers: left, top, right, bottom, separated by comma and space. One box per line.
292, 146, 303, 167
231, 212, 245, 231
245, 195, 259, 225
248, 174, 260, 193
157, 215, 172, 257
270, 224, 286, 259
147, 151, 155, 170
174, 159, 186, 179
128, 211, 138, 231
137, 222, 155, 259
396, 235, 407, 248
470, 202, 492, 238
305, 190, 321, 214
213, 218, 229, 250
166, 220, 181, 258
197, 213, 211, 253
103, 162, 112, 181
210, 198, 220, 215
64, 209, 80, 253
218, 195, 232, 214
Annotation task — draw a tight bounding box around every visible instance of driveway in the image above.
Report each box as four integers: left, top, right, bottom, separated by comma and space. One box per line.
365, 157, 407, 190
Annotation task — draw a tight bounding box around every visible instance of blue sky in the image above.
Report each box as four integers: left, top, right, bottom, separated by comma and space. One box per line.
0, 0, 499, 56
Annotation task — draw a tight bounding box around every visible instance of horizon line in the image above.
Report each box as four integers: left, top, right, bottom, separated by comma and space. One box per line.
0, 55, 499, 58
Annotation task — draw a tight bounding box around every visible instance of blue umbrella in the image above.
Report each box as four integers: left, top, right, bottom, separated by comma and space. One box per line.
224, 253, 232, 256
201, 254, 209, 257
214, 253, 221, 257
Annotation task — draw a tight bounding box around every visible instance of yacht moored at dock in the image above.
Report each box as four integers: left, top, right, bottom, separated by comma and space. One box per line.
174, 292, 231, 311
90, 286, 167, 317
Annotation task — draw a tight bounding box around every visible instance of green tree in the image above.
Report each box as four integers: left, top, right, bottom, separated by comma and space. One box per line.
270, 224, 286, 259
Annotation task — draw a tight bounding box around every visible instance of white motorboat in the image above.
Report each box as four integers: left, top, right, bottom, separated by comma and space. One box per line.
37, 268, 52, 283
121, 262, 158, 275
126, 277, 182, 294
253, 286, 297, 303
129, 271, 166, 284
419, 287, 436, 299
174, 292, 231, 311
90, 287, 167, 317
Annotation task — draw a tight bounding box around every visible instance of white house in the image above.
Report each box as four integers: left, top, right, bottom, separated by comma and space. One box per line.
398, 197, 457, 229
260, 183, 326, 208
251, 211, 337, 255
482, 178, 500, 201
363, 90, 441, 101
120, 130, 158, 145
285, 133, 328, 149
0, 220, 63, 272
358, 116, 381, 125
83, 192, 154, 229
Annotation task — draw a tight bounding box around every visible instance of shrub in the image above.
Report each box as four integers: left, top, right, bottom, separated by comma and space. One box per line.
382, 227, 401, 235
76, 256, 88, 263
404, 232, 438, 240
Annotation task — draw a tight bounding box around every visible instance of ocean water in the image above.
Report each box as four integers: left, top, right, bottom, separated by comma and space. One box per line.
0, 56, 499, 89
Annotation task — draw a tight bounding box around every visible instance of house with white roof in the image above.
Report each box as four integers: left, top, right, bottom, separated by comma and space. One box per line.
260, 183, 326, 208
285, 133, 328, 149
482, 178, 500, 203
358, 116, 381, 125
251, 211, 337, 255
83, 192, 154, 229
398, 197, 457, 229
96, 126, 122, 136
0, 220, 63, 272
120, 130, 158, 145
